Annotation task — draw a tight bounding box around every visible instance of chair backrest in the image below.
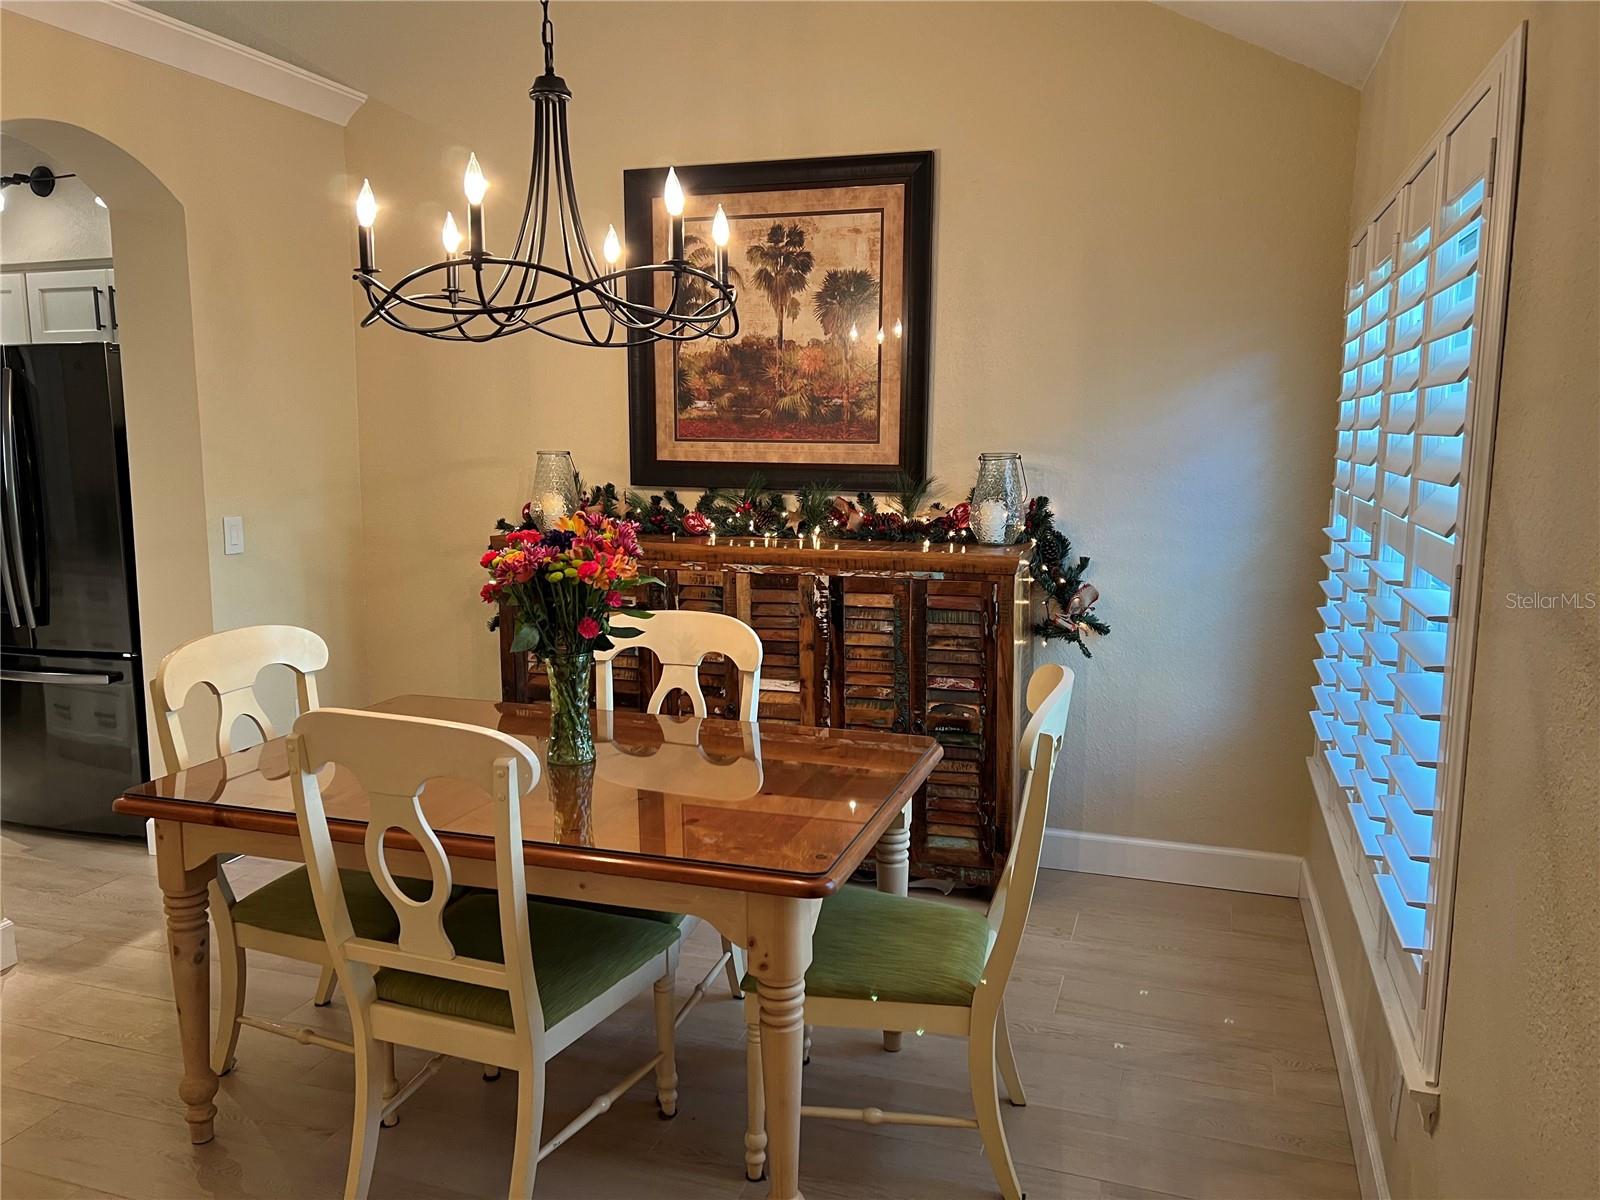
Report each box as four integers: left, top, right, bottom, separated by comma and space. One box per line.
150, 624, 329, 771
978, 663, 1074, 1004
594, 609, 764, 721
287, 708, 546, 1040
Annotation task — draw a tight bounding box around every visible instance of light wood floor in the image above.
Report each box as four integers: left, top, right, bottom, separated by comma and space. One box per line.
0, 826, 1358, 1200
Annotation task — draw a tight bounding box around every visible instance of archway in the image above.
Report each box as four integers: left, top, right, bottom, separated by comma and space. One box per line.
2, 118, 213, 775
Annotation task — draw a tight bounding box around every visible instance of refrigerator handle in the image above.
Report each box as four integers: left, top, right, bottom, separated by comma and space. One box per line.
91, 287, 105, 332
1, 366, 37, 628
1, 667, 124, 686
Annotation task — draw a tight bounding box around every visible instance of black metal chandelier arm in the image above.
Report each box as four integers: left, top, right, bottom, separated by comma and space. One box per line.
360, 275, 737, 345
356, 261, 734, 331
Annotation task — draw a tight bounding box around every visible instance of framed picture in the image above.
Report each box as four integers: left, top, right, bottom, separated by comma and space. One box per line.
624, 151, 933, 489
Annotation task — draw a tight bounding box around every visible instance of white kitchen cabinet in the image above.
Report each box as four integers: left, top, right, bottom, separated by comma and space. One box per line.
0, 272, 29, 344
24, 268, 117, 343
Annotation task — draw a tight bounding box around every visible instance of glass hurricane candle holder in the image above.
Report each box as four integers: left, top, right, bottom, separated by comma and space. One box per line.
528, 450, 579, 532
971, 452, 1028, 544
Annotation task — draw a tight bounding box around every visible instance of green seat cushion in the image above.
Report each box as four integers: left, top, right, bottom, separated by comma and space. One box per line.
232, 867, 442, 943
742, 885, 992, 1008
373, 895, 680, 1029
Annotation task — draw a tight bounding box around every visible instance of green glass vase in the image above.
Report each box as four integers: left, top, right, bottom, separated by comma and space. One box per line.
544, 651, 595, 766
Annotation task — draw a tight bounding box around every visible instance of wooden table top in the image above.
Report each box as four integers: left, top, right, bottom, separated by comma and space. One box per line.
114, 696, 942, 898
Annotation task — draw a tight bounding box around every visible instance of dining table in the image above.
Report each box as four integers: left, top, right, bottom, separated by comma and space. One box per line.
112, 694, 941, 1200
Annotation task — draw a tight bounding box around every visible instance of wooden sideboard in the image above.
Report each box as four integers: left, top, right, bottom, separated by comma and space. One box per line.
498, 536, 1035, 889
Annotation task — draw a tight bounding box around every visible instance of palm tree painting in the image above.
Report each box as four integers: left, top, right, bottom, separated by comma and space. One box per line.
633, 177, 915, 454
659, 201, 900, 450
624, 151, 932, 487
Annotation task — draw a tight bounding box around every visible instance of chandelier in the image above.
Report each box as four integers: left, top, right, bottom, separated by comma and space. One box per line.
349, 0, 738, 346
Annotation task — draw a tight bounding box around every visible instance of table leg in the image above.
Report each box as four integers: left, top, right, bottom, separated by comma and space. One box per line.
747, 895, 819, 1200
154, 820, 220, 1145
876, 802, 911, 1052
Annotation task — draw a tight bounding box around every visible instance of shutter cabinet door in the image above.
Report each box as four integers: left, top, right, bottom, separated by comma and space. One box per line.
831, 576, 913, 732
733, 571, 824, 725
914, 579, 999, 874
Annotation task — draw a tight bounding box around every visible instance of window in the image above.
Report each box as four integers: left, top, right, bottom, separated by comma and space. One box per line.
1308, 28, 1524, 1100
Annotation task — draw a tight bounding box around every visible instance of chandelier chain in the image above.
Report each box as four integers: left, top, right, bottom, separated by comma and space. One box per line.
540, 0, 555, 75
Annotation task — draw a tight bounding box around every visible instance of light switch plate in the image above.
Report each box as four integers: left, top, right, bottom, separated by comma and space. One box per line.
223, 515, 245, 556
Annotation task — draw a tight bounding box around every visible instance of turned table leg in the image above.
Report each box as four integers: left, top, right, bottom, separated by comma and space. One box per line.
876, 802, 911, 1052
154, 820, 220, 1145
748, 894, 820, 1200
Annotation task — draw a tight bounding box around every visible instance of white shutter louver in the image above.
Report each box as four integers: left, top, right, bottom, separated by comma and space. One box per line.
1310, 58, 1519, 1024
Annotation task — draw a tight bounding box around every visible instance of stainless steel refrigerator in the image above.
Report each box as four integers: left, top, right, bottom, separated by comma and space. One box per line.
2, 343, 147, 836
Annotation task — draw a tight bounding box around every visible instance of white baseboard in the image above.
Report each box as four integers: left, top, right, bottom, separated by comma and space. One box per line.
1040, 828, 1302, 896
1299, 863, 1390, 1200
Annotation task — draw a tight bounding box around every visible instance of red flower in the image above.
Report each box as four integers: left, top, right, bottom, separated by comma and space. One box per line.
576, 559, 602, 581
577, 615, 601, 640
506, 529, 543, 547
605, 590, 625, 608
479, 581, 500, 604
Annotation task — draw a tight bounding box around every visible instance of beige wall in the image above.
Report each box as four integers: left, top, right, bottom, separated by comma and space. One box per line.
313, 0, 1359, 853
0, 14, 368, 754
1307, 4, 1600, 1198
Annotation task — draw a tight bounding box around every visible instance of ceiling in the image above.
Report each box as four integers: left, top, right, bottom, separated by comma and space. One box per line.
136, 1, 1400, 94
1155, 1, 1401, 87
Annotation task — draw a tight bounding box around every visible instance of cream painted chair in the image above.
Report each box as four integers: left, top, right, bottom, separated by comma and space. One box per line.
595, 606, 763, 721
741, 663, 1075, 1199
287, 708, 683, 1200
151, 624, 377, 1077
595, 608, 762, 998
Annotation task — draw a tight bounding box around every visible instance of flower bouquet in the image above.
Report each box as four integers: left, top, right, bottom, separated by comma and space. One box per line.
479, 513, 659, 764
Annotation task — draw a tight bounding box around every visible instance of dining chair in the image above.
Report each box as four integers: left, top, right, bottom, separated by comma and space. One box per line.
595, 606, 764, 721
287, 707, 684, 1200
741, 662, 1075, 1199
594, 607, 762, 998
151, 624, 374, 1077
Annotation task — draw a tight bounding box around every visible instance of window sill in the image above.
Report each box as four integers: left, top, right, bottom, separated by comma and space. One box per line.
1306, 753, 1442, 1131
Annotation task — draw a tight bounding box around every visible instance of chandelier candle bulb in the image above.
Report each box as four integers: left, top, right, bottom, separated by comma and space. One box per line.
663, 167, 686, 261
354, 179, 377, 274
893, 317, 903, 339
442, 211, 463, 294
463, 153, 488, 261
711, 204, 730, 283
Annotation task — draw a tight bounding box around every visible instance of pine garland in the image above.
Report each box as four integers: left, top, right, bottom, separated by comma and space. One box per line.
1022, 496, 1109, 657
495, 476, 1109, 656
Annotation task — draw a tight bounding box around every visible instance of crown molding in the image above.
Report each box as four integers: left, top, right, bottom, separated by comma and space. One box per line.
3, 1, 366, 126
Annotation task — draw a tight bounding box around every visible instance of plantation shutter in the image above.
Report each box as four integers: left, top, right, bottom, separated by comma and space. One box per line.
1311, 67, 1516, 1009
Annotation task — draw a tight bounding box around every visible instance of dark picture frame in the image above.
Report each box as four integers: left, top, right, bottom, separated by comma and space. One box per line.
624, 150, 933, 489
